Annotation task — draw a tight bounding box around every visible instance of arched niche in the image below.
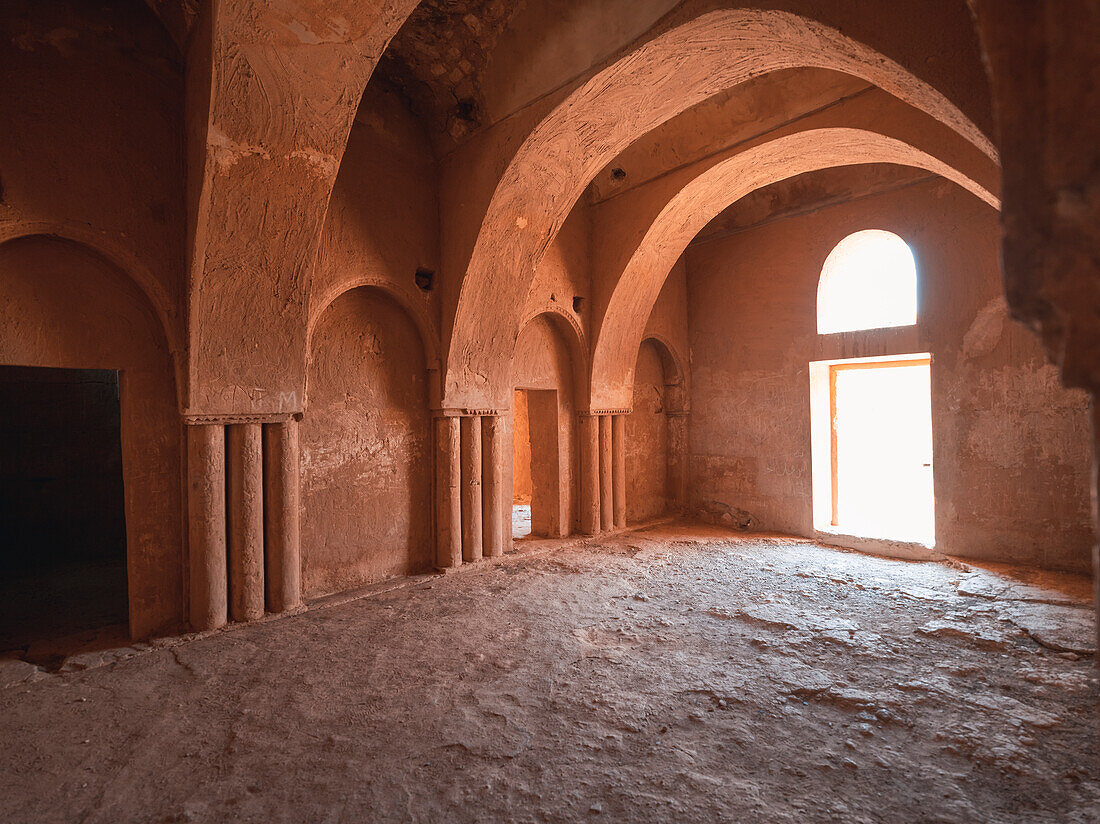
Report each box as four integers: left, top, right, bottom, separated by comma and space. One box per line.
627, 337, 689, 523
0, 235, 183, 639
306, 277, 443, 406
301, 286, 433, 597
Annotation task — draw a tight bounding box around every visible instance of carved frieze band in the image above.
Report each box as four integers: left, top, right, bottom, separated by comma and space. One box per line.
431, 408, 502, 418
183, 412, 298, 426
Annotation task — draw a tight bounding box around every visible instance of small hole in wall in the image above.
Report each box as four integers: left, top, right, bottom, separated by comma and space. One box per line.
455, 98, 479, 123
572, 296, 585, 313
415, 268, 435, 292
610, 168, 626, 181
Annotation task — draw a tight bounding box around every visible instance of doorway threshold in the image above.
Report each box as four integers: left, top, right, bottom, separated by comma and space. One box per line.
813, 529, 941, 562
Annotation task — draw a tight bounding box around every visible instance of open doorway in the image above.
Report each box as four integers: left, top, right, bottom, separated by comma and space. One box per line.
512, 388, 562, 540
0, 366, 129, 655
810, 355, 935, 546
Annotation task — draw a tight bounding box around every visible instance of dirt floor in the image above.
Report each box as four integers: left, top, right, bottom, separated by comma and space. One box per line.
1, 525, 1097, 823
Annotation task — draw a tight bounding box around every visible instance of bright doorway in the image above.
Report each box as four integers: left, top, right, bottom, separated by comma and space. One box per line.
810, 355, 935, 546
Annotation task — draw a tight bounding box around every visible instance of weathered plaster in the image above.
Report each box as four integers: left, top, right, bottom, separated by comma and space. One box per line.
626, 341, 672, 522
184, 0, 423, 416
301, 287, 432, 597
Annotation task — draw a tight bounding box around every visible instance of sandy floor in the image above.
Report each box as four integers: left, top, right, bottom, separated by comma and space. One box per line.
1, 525, 1097, 823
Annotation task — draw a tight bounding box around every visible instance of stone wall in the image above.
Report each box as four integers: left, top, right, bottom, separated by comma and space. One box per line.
301, 288, 433, 598
626, 341, 671, 522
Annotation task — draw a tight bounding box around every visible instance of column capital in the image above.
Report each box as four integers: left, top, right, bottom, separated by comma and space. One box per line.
432, 407, 502, 418
579, 408, 632, 417
184, 412, 298, 426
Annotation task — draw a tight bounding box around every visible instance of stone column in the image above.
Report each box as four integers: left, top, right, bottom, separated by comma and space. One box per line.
501, 412, 514, 555
1093, 401, 1100, 664
434, 416, 462, 569
599, 414, 614, 532
263, 419, 301, 613
461, 415, 484, 563
482, 414, 505, 559
227, 423, 264, 622
187, 424, 227, 631
580, 414, 600, 534
612, 414, 627, 528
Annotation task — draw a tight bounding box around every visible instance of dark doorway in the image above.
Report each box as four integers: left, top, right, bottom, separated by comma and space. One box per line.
0, 366, 129, 657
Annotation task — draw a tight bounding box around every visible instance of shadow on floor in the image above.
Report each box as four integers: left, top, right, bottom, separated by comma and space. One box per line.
0, 557, 129, 670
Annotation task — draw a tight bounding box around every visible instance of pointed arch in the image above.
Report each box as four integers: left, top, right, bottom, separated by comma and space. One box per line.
184, 0, 427, 416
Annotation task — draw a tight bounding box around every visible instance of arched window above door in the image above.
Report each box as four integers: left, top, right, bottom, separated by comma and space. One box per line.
817, 230, 917, 334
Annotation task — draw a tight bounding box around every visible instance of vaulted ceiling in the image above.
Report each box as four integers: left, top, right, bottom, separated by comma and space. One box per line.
372, 0, 525, 143
142, 0, 198, 52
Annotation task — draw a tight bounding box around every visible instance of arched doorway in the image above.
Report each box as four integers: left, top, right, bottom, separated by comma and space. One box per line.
0, 235, 183, 644
508, 314, 580, 541
301, 287, 432, 597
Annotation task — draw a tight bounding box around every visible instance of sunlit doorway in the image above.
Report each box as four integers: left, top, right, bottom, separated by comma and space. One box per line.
811, 355, 935, 545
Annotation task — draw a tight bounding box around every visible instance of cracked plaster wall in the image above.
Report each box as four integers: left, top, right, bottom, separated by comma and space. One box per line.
300, 288, 433, 598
